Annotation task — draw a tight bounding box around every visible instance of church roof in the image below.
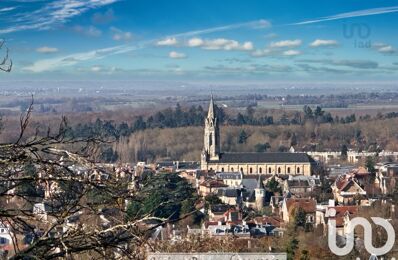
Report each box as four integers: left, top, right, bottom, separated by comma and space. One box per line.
209, 152, 315, 164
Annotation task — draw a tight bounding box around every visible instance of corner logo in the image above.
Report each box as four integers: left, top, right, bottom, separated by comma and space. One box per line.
328, 208, 395, 257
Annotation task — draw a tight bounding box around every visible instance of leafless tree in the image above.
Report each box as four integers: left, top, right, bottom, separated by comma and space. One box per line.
0, 99, 178, 259
0, 39, 12, 72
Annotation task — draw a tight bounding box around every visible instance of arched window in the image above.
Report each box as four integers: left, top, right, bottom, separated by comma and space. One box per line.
240, 167, 243, 173
210, 167, 213, 171
209, 133, 212, 146
259, 167, 262, 174
278, 167, 281, 174
268, 167, 272, 174
297, 167, 300, 174
249, 167, 253, 174
287, 167, 291, 174
231, 167, 234, 172
221, 167, 224, 172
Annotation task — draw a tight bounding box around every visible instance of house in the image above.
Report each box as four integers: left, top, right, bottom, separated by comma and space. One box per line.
203, 221, 250, 238
208, 204, 233, 221
283, 175, 321, 195
216, 172, 242, 187
270, 196, 284, 213
198, 179, 228, 196
217, 188, 240, 206
0, 222, 13, 250
332, 174, 367, 205
376, 163, 398, 195
281, 198, 316, 225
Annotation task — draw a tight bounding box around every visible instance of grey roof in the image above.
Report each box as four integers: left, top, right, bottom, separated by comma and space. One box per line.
218, 188, 239, 197
210, 204, 230, 214
209, 152, 315, 163
216, 172, 242, 180
242, 178, 259, 191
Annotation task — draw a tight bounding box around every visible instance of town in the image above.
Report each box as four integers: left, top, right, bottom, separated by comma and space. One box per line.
1, 96, 397, 259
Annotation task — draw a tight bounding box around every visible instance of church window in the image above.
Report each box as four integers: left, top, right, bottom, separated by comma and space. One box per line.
259, 167, 262, 174
297, 167, 300, 174
249, 167, 253, 174
278, 167, 281, 174
209, 133, 212, 146
287, 167, 291, 174
268, 167, 272, 174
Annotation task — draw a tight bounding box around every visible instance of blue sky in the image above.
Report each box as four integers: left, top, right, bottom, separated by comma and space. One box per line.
0, 0, 398, 81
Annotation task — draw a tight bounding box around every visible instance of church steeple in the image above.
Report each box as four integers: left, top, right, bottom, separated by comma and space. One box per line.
207, 94, 215, 120
203, 95, 220, 161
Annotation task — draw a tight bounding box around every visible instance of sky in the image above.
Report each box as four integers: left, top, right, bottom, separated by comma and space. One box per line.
0, 0, 398, 82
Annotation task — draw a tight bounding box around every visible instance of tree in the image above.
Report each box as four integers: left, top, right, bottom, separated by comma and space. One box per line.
0, 99, 194, 259
126, 173, 199, 222
266, 177, 282, 194
255, 142, 271, 152
365, 156, 376, 175
341, 144, 348, 160
294, 207, 307, 228
0, 39, 12, 72
238, 129, 248, 144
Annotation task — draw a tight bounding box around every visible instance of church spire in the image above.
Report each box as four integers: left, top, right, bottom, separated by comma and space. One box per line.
203, 95, 220, 161
207, 94, 215, 119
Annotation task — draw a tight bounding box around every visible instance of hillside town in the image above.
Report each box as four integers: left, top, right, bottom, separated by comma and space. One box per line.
1, 98, 398, 259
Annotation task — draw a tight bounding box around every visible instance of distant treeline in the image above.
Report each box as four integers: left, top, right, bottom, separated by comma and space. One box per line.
68, 103, 398, 140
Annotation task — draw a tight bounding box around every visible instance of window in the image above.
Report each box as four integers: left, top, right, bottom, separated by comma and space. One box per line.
278, 167, 281, 174
297, 167, 300, 174
231, 167, 234, 171
287, 167, 291, 174
209, 133, 212, 146
259, 167, 262, 174
268, 167, 272, 174
249, 167, 253, 174
210, 167, 213, 171
221, 167, 224, 172
240, 167, 243, 173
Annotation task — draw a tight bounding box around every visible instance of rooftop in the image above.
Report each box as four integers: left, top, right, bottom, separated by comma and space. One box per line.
210, 152, 315, 163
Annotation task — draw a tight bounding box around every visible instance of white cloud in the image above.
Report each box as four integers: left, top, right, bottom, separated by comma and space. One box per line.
372, 43, 396, 54
283, 50, 301, 56
270, 39, 302, 48
291, 6, 398, 25
73, 25, 102, 37
0, 0, 120, 34
91, 65, 102, 72
111, 27, 133, 41
188, 38, 204, 47
251, 49, 272, 57
310, 39, 338, 47
23, 45, 137, 72
171, 19, 271, 38
169, 51, 187, 59
156, 37, 178, 46
36, 46, 59, 53
187, 37, 253, 51
378, 45, 395, 53
0, 7, 17, 12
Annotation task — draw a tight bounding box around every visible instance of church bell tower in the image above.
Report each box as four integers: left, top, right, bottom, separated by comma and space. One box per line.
201, 95, 220, 168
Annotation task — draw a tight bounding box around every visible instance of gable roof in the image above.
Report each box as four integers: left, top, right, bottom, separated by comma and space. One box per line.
285, 198, 316, 214
209, 152, 315, 163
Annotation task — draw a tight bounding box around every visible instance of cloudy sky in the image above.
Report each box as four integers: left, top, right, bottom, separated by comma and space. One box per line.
0, 0, 398, 81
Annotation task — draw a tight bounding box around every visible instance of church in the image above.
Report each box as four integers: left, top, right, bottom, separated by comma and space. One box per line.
200, 96, 315, 176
